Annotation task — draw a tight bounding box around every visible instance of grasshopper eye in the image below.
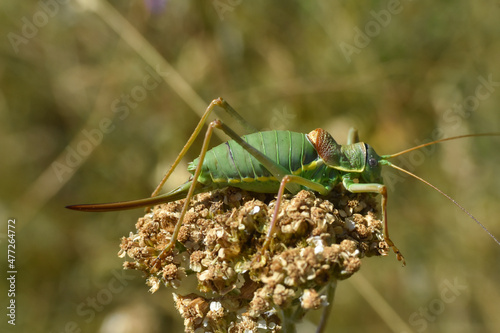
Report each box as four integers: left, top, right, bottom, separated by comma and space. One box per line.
368, 157, 378, 167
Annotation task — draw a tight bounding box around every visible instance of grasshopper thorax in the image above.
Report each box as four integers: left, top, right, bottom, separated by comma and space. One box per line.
307, 128, 383, 183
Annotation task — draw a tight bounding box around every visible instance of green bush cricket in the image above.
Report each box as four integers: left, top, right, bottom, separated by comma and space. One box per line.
67, 98, 500, 267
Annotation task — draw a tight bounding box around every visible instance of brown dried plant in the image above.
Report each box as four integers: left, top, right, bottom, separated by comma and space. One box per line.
119, 186, 388, 332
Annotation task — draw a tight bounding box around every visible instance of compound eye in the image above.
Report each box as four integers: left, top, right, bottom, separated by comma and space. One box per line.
368, 157, 378, 168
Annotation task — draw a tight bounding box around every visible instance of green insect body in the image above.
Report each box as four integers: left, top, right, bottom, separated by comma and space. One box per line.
187, 129, 384, 201
191, 130, 337, 193
67, 97, 500, 267
72, 129, 381, 213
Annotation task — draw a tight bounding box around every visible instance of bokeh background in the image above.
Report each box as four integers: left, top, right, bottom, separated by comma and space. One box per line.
2, 1, 500, 332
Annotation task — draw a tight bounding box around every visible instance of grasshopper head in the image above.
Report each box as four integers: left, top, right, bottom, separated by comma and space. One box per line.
362, 144, 384, 183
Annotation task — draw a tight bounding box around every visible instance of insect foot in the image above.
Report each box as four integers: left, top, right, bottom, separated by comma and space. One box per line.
118, 186, 388, 332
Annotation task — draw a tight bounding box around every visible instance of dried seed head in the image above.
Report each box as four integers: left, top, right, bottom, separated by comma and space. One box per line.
120, 185, 388, 332
301, 288, 327, 310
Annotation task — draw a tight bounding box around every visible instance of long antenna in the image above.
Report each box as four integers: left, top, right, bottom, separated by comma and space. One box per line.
379, 132, 500, 246
386, 161, 500, 246
382, 133, 500, 159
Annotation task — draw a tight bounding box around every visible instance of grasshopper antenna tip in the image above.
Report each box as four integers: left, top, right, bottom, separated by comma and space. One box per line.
387, 162, 500, 247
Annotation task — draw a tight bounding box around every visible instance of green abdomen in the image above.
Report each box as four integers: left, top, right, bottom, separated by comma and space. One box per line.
188, 130, 338, 193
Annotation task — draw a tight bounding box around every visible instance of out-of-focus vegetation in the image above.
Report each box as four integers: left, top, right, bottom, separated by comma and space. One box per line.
1, 1, 500, 332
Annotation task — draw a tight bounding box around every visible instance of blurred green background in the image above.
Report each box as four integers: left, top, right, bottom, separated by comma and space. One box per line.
2, 0, 500, 332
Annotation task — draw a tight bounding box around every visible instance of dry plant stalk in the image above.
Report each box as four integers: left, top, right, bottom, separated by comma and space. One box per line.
119, 186, 388, 332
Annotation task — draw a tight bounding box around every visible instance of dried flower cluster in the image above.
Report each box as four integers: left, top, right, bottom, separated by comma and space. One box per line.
119, 186, 388, 332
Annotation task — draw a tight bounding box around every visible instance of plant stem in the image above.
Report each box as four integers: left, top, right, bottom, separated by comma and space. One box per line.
282, 307, 297, 333
316, 279, 338, 333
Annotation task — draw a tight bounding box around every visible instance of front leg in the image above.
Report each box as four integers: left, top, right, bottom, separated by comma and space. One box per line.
342, 175, 406, 266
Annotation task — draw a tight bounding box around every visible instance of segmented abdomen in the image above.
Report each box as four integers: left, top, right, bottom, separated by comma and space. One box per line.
188, 130, 321, 192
